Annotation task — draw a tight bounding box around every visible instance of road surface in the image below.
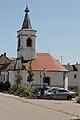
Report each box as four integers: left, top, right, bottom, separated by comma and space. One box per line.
0, 93, 80, 120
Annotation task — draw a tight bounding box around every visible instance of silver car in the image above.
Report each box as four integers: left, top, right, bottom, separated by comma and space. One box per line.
45, 87, 76, 100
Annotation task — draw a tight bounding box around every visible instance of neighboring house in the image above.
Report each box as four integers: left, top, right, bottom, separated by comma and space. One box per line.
64, 63, 80, 92
0, 6, 68, 89
75, 64, 80, 92
0, 53, 16, 85
63, 64, 78, 90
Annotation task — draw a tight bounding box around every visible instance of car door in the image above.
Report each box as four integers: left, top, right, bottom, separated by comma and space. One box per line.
51, 89, 67, 99
48, 90, 59, 99
55, 89, 68, 99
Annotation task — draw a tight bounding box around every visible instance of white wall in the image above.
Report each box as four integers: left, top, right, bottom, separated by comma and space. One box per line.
9, 71, 16, 86
75, 64, 80, 92
17, 29, 36, 60
27, 71, 64, 87
8, 69, 67, 90
67, 71, 78, 87
21, 70, 28, 87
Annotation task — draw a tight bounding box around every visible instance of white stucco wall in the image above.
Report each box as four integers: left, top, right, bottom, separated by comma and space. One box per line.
75, 64, 80, 92
64, 64, 80, 91
9, 71, 16, 86
17, 29, 36, 60
67, 71, 78, 87
28, 71, 64, 87
20, 70, 28, 87
8, 69, 68, 90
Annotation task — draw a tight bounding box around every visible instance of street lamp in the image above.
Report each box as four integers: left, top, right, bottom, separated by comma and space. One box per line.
40, 72, 42, 87
39, 68, 46, 99
39, 68, 46, 87
43, 68, 46, 84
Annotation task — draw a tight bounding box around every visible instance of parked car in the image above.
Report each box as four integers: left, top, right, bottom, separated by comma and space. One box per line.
31, 86, 50, 98
45, 87, 76, 100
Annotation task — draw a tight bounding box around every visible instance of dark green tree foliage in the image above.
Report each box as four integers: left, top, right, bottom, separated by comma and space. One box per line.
27, 61, 34, 83
0, 81, 11, 92
16, 69, 22, 85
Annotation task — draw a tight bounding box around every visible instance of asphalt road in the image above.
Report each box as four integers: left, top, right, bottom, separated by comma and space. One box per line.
0, 93, 80, 120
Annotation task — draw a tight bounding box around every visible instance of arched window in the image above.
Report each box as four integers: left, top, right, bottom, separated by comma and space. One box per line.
18, 37, 20, 49
27, 37, 32, 47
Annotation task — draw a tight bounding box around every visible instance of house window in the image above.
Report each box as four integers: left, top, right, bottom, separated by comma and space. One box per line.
27, 37, 32, 47
1, 75, 5, 82
74, 75, 76, 78
6, 74, 9, 81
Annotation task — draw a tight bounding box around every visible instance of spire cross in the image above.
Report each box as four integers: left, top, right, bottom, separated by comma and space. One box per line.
25, 6, 29, 13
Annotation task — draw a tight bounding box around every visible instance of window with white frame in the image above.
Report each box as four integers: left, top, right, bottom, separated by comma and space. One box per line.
74, 74, 76, 78
1, 75, 5, 82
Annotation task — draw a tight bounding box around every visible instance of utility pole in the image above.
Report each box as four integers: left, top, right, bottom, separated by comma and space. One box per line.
61, 56, 63, 64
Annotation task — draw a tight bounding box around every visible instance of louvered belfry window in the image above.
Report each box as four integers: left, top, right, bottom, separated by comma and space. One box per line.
27, 37, 32, 47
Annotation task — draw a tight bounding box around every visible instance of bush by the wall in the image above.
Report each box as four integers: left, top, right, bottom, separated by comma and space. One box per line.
3, 81, 11, 91
0, 81, 11, 92
0, 82, 3, 92
76, 94, 80, 103
7, 85, 35, 98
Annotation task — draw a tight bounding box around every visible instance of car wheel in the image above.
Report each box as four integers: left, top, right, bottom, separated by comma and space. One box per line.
67, 95, 72, 100
46, 95, 51, 100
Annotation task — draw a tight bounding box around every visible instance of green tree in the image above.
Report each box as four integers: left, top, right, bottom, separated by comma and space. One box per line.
27, 61, 34, 88
16, 69, 22, 85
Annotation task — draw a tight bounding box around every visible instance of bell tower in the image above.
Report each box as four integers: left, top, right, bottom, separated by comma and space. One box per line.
17, 6, 37, 61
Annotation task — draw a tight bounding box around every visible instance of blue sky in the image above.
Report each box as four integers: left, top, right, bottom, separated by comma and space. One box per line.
0, 0, 80, 64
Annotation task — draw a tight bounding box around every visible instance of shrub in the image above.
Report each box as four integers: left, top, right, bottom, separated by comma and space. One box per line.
76, 93, 80, 103
0, 82, 3, 92
3, 81, 11, 91
8, 85, 35, 98
0, 81, 11, 92
71, 89, 79, 96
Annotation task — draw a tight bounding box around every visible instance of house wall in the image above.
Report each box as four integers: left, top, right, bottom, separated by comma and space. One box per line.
67, 71, 78, 90
9, 71, 16, 86
64, 64, 80, 92
28, 71, 64, 87
21, 70, 28, 87
9, 70, 29, 87
75, 64, 80, 92
8, 69, 68, 90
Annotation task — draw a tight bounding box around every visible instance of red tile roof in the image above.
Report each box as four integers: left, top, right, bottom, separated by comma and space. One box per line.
4, 60, 16, 71
24, 53, 68, 72
0, 55, 16, 72
0, 56, 11, 72
0, 56, 11, 65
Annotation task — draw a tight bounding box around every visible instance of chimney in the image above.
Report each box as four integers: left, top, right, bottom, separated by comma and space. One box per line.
4, 53, 6, 57
1, 54, 3, 56
67, 63, 70, 65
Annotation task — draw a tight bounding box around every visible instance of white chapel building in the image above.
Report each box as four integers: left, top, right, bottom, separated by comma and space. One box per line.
0, 6, 68, 89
